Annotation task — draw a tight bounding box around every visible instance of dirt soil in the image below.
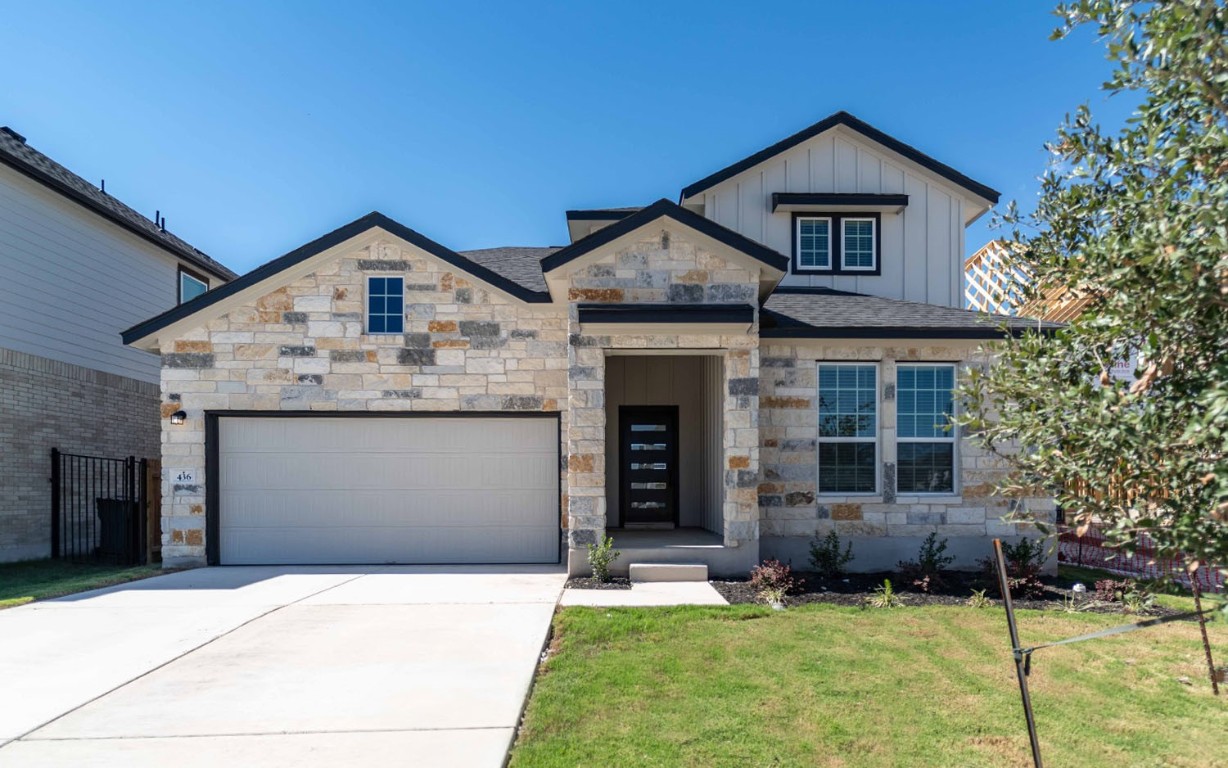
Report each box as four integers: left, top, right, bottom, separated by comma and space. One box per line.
564, 576, 632, 591
710, 570, 1184, 616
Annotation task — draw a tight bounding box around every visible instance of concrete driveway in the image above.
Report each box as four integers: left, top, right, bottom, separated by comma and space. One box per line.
0, 565, 565, 767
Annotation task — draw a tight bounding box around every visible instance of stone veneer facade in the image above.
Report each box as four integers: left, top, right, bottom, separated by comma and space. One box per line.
154, 227, 1045, 572
757, 341, 1054, 570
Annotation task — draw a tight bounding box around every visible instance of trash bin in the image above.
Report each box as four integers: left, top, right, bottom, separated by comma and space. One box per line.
95, 498, 138, 564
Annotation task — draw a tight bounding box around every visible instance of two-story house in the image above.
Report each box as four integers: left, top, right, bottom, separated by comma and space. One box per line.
122, 112, 1054, 575
0, 126, 235, 562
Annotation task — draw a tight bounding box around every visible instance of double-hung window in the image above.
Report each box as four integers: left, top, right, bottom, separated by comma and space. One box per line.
896, 364, 957, 494
793, 213, 880, 274
796, 217, 832, 270
817, 364, 878, 494
841, 218, 876, 270
366, 276, 404, 334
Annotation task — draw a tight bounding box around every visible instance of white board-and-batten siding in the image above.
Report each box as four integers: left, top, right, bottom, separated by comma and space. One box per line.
0, 164, 209, 383
699, 128, 970, 308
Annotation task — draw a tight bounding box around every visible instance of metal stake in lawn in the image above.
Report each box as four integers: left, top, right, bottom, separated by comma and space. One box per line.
993, 538, 1044, 768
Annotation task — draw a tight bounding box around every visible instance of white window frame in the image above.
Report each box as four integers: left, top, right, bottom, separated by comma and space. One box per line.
895, 363, 959, 496
795, 216, 833, 271
816, 362, 880, 496
365, 275, 405, 335
840, 217, 878, 272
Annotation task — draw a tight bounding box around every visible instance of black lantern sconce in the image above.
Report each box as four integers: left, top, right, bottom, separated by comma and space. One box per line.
170, 410, 187, 425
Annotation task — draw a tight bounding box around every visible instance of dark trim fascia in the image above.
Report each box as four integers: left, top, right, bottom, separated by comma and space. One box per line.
542, 198, 789, 273
0, 152, 237, 282
123, 211, 551, 345
680, 111, 1000, 204
767, 286, 865, 297
759, 315, 1034, 340
790, 211, 882, 276
772, 193, 909, 212
202, 410, 563, 567
565, 209, 640, 221
177, 264, 210, 305
578, 303, 755, 324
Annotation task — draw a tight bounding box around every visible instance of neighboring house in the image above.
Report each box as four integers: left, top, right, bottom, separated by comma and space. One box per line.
123, 111, 1055, 575
0, 126, 236, 562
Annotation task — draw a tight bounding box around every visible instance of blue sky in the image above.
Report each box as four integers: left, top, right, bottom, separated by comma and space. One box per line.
0, 1, 1132, 274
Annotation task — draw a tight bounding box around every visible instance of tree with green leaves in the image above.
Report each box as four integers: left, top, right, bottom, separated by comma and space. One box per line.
961, 0, 1227, 583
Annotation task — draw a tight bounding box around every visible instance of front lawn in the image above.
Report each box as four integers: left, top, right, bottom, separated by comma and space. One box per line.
510, 604, 1225, 768
0, 559, 163, 609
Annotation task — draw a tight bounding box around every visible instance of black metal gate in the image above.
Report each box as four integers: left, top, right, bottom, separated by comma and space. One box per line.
50, 449, 149, 565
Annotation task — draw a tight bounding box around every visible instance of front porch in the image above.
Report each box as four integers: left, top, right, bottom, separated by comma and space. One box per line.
597, 528, 759, 578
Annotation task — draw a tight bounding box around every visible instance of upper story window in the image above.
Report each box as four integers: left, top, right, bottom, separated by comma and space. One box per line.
792, 213, 881, 275
178, 267, 208, 304
366, 276, 405, 334
796, 217, 832, 270
817, 363, 878, 494
896, 364, 957, 494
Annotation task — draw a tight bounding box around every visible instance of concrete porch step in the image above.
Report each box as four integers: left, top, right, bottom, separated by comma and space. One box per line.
628, 563, 709, 583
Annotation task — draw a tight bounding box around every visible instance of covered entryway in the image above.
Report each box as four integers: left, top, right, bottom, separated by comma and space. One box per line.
210, 414, 559, 565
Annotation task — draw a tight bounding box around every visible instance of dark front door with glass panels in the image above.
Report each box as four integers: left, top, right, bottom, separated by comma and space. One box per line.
619, 405, 679, 528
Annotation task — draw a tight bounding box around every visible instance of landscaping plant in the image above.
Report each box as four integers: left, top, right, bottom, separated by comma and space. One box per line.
958, 0, 1228, 586
865, 578, 905, 609
981, 537, 1047, 599
898, 533, 955, 593
966, 589, 992, 609
750, 559, 798, 605
808, 530, 854, 579
587, 536, 620, 583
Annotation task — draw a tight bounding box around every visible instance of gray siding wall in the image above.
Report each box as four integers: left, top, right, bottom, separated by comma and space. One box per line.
604, 355, 722, 533
0, 164, 201, 383
698, 128, 970, 308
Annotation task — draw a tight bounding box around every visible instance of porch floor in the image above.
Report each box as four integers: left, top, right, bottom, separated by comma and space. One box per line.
573, 527, 757, 579
606, 528, 724, 550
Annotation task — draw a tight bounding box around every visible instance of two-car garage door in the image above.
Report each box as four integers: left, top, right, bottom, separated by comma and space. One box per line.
215, 416, 559, 565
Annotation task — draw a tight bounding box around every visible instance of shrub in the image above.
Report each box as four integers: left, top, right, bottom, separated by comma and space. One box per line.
979, 537, 1047, 600
1094, 578, 1133, 603
750, 559, 798, 604
808, 531, 854, 578
966, 589, 992, 609
898, 533, 955, 593
866, 578, 904, 609
587, 535, 620, 583
1122, 584, 1156, 615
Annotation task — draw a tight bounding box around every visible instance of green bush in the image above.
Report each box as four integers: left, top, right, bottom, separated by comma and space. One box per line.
808, 531, 854, 578
587, 536, 620, 582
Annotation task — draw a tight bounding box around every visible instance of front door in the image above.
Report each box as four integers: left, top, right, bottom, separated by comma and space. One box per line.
619, 405, 679, 528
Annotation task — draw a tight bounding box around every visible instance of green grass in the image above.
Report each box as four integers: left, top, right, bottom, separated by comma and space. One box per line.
0, 559, 163, 609
510, 603, 1226, 768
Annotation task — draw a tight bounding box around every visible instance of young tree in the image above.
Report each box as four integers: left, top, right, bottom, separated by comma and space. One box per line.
962, 0, 1228, 578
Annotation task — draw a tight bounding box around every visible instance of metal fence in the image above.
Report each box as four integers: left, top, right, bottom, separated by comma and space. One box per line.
50, 449, 150, 565
1057, 524, 1224, 593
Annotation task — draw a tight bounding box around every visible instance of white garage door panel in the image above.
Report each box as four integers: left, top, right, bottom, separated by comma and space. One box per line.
218, 417, 559, 564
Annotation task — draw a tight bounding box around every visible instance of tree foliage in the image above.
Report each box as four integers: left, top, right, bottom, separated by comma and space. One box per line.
961, 0, 1228, 574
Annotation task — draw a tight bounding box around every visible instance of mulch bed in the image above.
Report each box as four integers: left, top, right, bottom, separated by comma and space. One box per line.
710, 570, 1185, 616
565, 576, 632, 591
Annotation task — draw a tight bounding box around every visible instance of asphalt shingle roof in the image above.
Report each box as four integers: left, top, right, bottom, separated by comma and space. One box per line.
458, 247, 560, 294
762, 287, 1060, 338
0, 126, 237, 281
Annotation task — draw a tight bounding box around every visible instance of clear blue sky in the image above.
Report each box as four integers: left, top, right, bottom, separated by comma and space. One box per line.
0, 1, 1133, 274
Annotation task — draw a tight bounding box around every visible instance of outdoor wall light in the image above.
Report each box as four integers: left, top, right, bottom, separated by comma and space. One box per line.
170, 410, 187, 425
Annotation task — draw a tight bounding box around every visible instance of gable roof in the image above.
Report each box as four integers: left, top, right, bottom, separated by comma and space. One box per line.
122, 211, 552, 346
679, 111, 1000, 205
761, 287, 1060, 339
0, 126, 237, 281
541, 198, 789, 273
459, 246, 558, 293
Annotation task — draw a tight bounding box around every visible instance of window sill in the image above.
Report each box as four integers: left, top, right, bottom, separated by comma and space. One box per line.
894, 494, 962, 504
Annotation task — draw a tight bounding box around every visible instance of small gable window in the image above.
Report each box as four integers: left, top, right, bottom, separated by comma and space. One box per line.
178, 267, 208, 304
796, 217, 832, 270
366, 276, 405, 334
841, 218, 877, 270
792, 212, 881, 275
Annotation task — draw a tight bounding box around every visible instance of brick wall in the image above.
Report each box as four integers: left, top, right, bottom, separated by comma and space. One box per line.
0, 346, 160, 561
757, 341, 1053, 570
157, 239, 570, 565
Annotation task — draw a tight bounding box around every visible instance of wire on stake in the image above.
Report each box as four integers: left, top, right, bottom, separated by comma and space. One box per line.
993, 539, 1220, 768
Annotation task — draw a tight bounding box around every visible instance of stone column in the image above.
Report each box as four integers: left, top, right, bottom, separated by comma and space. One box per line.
721, 337, 760, 548
565, 307, 607, 560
